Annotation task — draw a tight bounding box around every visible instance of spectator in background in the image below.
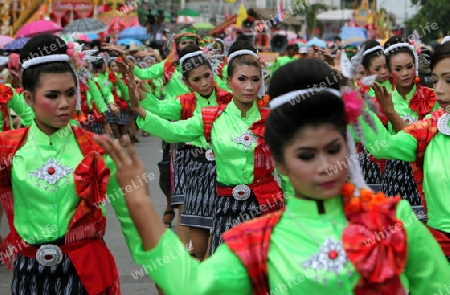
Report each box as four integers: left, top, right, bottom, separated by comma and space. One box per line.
418, 45, 433, 88
146, 9, 166, 55
334, 36, 343, 48
0, 56, 8, 84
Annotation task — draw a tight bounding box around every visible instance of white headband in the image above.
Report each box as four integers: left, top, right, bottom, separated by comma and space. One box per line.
21, 54, 81, 111
384, 43, 418, 76
179, 51, 206, 68
441, 36, 450, 45
228, 49, 258, 64
21, 54, 70, 69
269, 88, 342, 110
363, 46, 384, 57
228, 49, 265, 98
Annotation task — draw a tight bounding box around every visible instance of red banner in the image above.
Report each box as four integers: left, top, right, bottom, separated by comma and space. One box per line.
53, 1, 92, 12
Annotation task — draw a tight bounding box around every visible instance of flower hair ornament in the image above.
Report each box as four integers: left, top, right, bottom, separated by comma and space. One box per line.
21, 37, 101, 111
228, 49, 266, 99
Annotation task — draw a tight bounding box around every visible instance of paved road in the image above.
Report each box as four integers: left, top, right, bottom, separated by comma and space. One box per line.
0, 134, 170, 294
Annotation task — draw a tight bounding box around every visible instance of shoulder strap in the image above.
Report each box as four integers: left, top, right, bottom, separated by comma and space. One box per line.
178, 93, 197, 120
201, 104, 227, 144
71, 126, 104, 156
403, 109, 442, 213
223, 208, 284, 295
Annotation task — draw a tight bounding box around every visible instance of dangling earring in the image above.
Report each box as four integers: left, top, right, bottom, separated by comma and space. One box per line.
414, 76, 420, 84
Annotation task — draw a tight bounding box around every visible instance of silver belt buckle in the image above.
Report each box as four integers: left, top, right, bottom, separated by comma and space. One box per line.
36, 244, 63, 267
205, 148, 215, 161
232, 184, 251, 201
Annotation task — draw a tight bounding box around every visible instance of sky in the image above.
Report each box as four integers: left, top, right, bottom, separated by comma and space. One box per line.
377, 0, 420, 24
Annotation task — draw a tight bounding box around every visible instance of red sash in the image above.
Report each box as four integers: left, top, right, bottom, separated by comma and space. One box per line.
0, 84, 14, 131
201, 105, 284, 213
0, 127, 120, 294
178, 85, 232, 120
223, 209, 284, 295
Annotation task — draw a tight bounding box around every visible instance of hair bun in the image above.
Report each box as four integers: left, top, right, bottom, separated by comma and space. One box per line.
20, 34, 68, 66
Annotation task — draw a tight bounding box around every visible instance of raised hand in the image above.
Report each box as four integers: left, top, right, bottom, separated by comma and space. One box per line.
373, 82, 394, 114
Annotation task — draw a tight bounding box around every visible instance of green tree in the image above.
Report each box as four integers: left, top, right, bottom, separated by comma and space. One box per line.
294, 1, 328, 38
406, 0, 450, 42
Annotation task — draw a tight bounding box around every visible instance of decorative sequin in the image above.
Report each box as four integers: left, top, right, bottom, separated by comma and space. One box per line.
438, 114, 450, 136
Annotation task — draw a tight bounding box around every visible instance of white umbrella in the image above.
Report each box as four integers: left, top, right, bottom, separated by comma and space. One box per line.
176, 16, 195, 25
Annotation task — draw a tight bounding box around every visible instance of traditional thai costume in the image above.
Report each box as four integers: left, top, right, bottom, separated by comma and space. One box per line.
105, 71, 130, 127
360, 107, 450, 260
357, 78, 392, 185
0, 84, 34, 131
377, 43, 439, 218
140, 79, 232, 229
132, 87, 450, 295
93, 72, 116, 135
79, 80, 109, 133
0, 46, 141, 294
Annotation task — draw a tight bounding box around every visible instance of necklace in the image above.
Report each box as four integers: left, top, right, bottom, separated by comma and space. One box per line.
284, 206, 352, 287
28, 130, 73, 192
438, 113, 450, 136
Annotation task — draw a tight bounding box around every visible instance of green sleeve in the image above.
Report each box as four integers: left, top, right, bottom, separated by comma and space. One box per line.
140, 93, 182, 121
397, 200, 450, 292
88, 80, 107, 114
135, 230, 252, 295
136, 110, 203, 143
358, 110, 417, 162
104, 155, 142, 262
134, 61, 164, 80
98, 82, 114, 104
9, 90, 34, 126
116, 74, 130, 102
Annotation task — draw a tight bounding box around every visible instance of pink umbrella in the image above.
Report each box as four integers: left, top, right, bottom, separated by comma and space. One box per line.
16, 20, 63, 38
0, 36, 14, 49
75, 34, 91, 42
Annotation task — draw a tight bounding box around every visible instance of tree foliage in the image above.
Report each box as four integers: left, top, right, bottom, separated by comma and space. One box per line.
406, 0, 450, 42
294, 1, 328, 38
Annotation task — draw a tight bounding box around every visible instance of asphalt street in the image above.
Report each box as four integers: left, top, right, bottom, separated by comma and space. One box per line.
0, 134, 168, 295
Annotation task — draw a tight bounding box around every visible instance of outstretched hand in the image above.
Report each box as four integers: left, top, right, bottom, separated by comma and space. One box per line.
94, 135, 167, 251
95, 135, 149, 198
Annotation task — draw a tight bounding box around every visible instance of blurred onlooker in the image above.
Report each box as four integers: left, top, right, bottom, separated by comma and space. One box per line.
0, 56, 8, 84
299, 46, 308, 58
334, 36, 343, 48
418, 45, 434, 88
146, 9, 166, 54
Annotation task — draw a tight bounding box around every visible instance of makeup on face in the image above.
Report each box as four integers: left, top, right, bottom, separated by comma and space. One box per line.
389, 53, 415, 88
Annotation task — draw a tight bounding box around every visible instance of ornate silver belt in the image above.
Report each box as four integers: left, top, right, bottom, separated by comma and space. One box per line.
232, 184, 251, 201
36, 244, 63, 266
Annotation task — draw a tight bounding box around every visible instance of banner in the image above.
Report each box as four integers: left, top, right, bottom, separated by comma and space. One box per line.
53, 1, 93, 12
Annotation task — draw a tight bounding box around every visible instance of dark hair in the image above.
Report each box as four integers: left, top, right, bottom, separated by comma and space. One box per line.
361, 39, 385, 69
227, 40, 261, 77
430, 42, 450, 70
179, 44, 212, 79
383, 35, 415, 69
20, 34, 76, 93
266, 59, 346, 164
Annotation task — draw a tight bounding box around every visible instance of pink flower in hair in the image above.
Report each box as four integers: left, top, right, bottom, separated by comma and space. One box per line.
67, 42, 75, 50
67, 49, 74, 56
259, 56, 266, 66
342, 90, 363, 124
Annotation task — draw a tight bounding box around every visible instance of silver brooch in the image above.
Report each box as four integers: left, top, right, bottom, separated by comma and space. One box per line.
232, 130, 258, 148
302, 238, 350, 286
29, 158, 73, 191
